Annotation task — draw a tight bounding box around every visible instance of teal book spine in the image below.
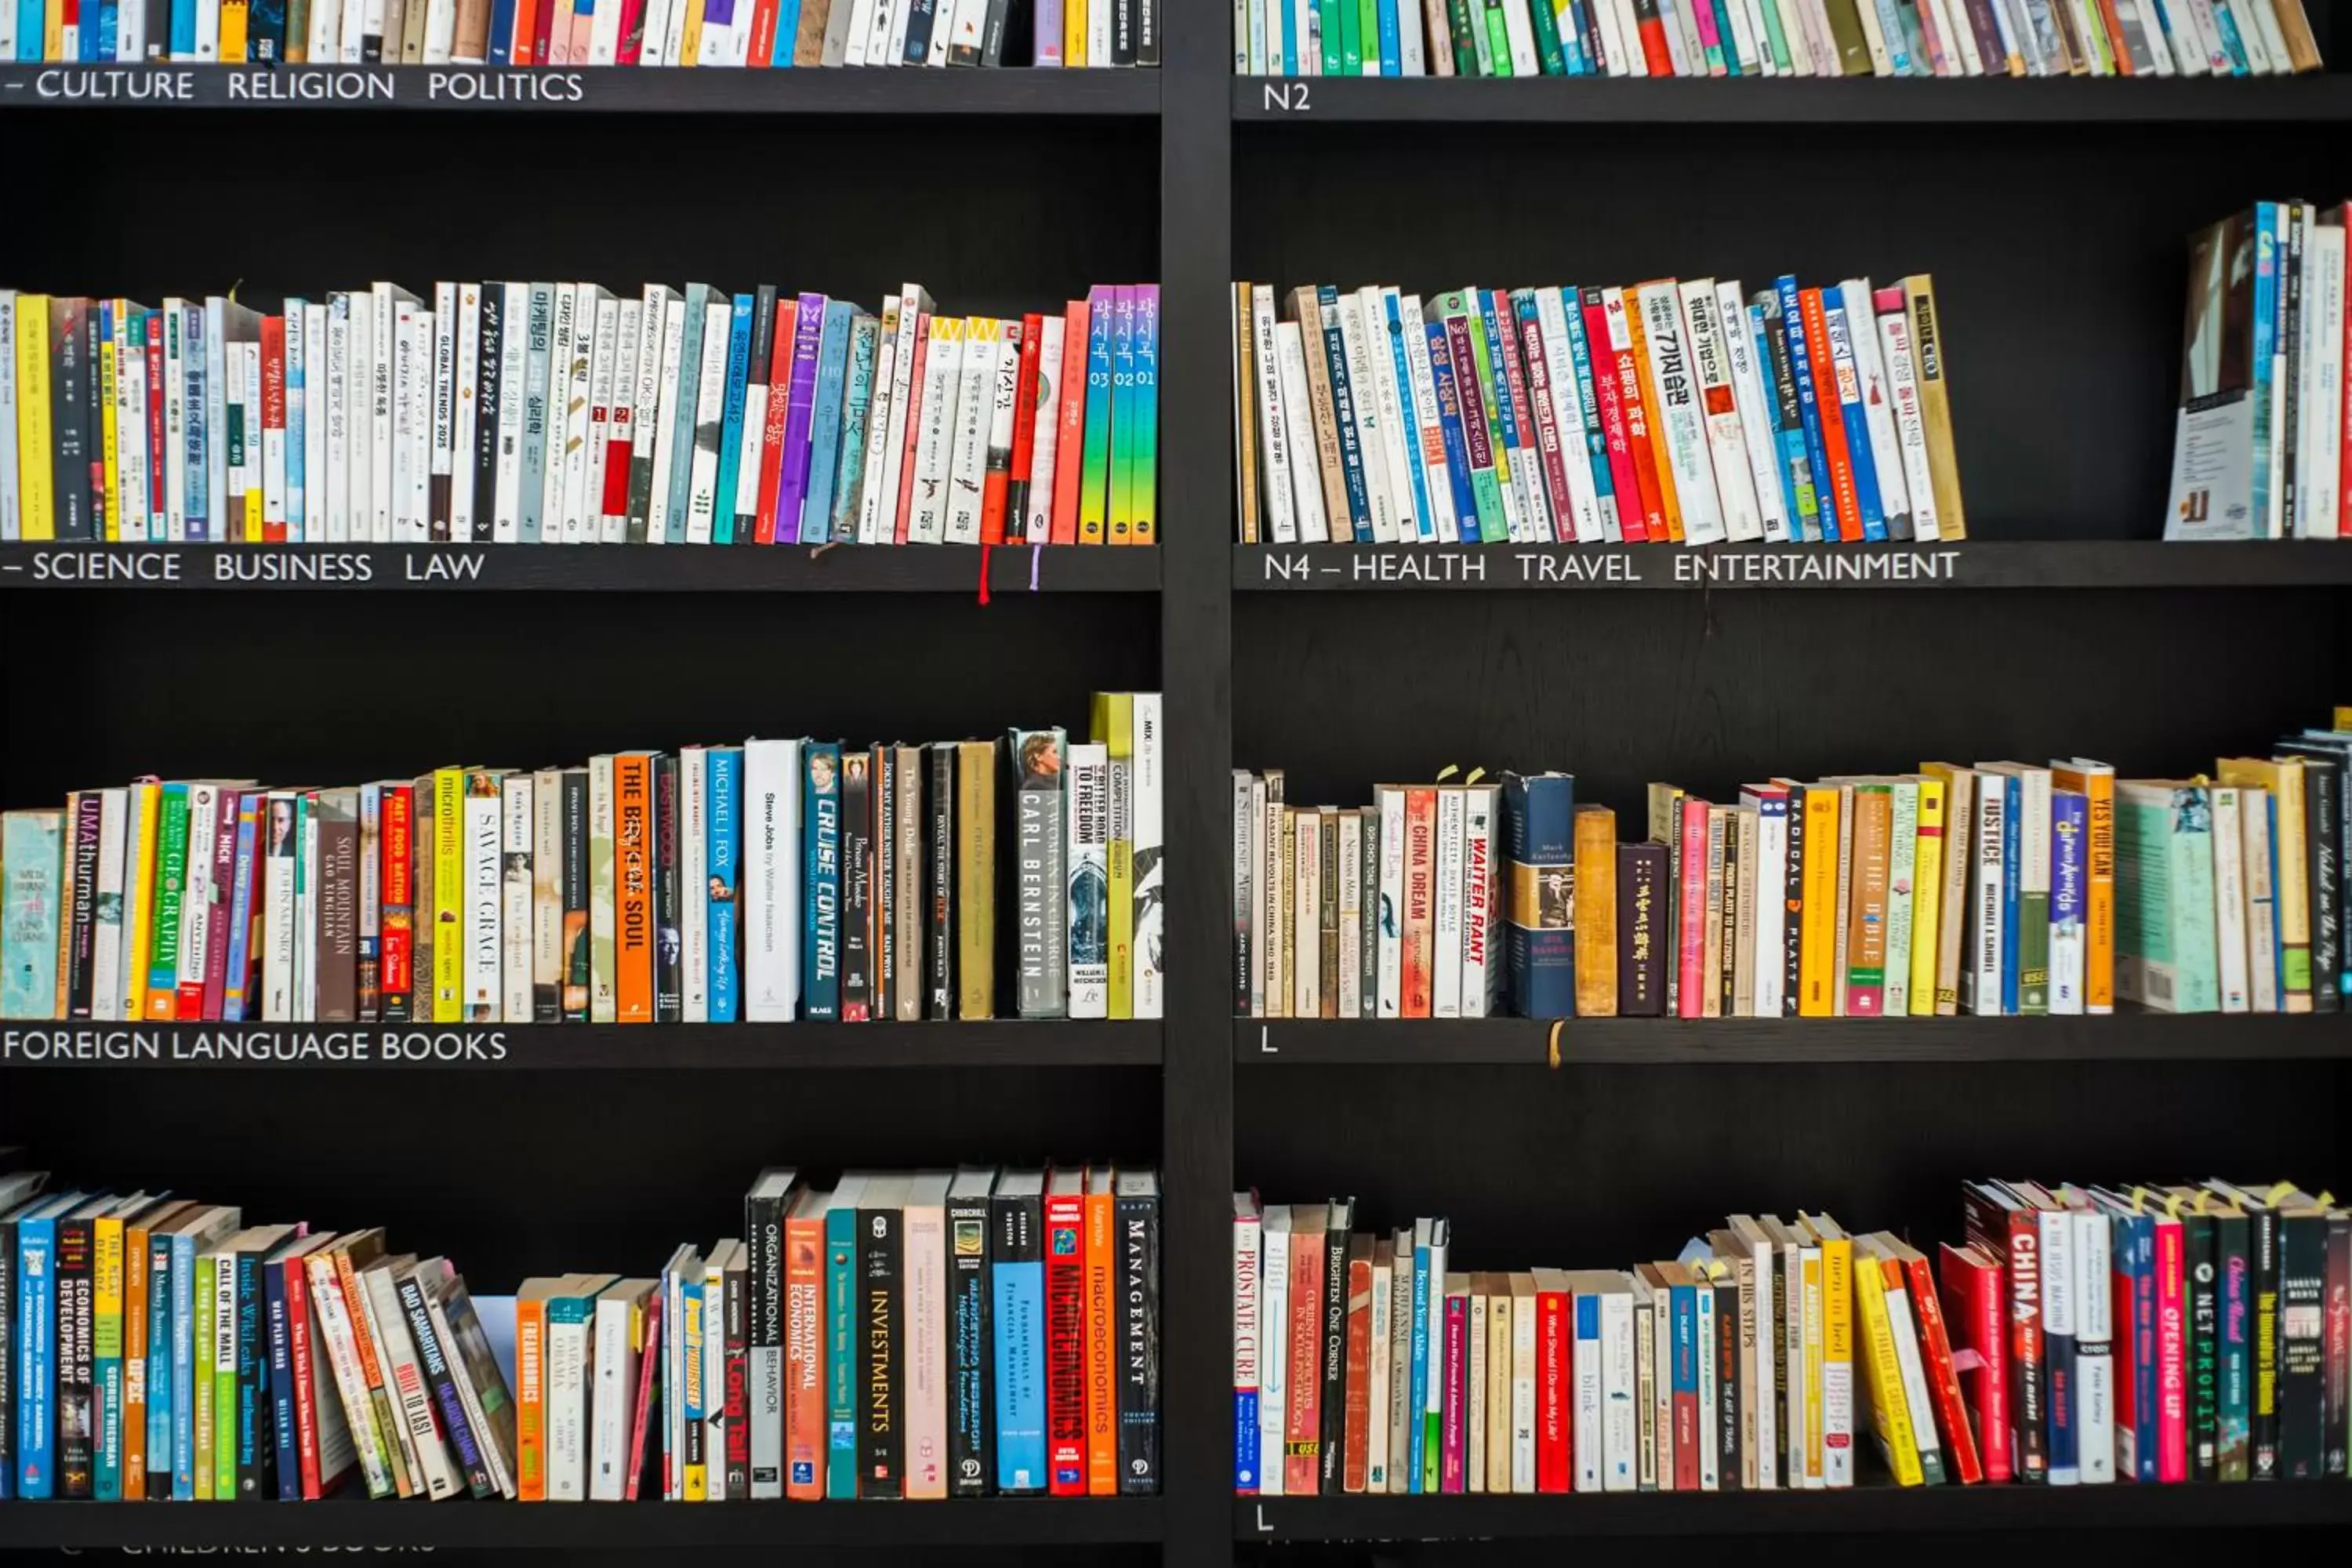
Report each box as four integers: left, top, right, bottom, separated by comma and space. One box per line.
663, 284, 712, 545
1108, 286, 1138, 546
712, 294, 755, 546
800, 742, 840, 1023
828, 314, 880, 543
1131, 286, 1159, 546
0, 810, 64, 1018
799, 301, 855, 548
824, 1200, 859, 1498
2169, 786, 2220, 1014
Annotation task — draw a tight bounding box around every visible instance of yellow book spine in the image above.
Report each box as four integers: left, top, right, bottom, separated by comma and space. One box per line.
42, 0, 62, 62
99, 305, 121, 543
1801, 1251, 1824, 1484
1573, 806, 1619, 1018
1850, 1254, 1925, 1486
1093, 692, 1134, 1021
956, 740, 996, 1020
677, 0, 705, 63
1908, 779, 1946, 1016
1817, 1232, 1854, 1488
16, 296, 54, 541
2227, 759, 2311, 1008
122, 782, 161, 1017
2083, 770, 2114, 1014
1904, 274, 1965, 539
1798, 789, 1840, 1016
220, 0, 249, 57
1064, 0, 1085, 66
433, 767, 466, 1023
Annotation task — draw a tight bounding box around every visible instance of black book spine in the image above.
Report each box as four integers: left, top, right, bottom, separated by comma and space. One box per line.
724, 1255, 750, 1501
2281, 209, 2306, 535
2278, 1212, 2328, 1479
50, 299, 91, 540
1780, 784, 1807, 1015
397, 1273, 492, 1500
1114, 1185, 1158, 1494
874, 747, 897, 1023
473, 285, 503, 544
745, 1186, 785, 1499
900, 0, 934, 64
1715, 1276, 1740, 1491
1316, 1203, 1350, 1492
66, 793, 102, 1018
927, 746, 956, 1021
1616, 842, 1667, 1018
653, 755, 683, 1023
1110, 0, 1133, 62
841, 752, 873, 1022
739, 287, 776, 543
56, 1217, 95, 1497
948, 1190, 994, 1497
859, 1200, 905, 1497
1135, 0, 1156, 64
2326, 1214, 2350, 1479
561, 769, 590, 1022
0, 1215, 14, 1501
2303, 760, 2342, 1012
2251, 1204, 2281, 1478
234, 1250, 272, 1498
2188, 1212, 2220, 1483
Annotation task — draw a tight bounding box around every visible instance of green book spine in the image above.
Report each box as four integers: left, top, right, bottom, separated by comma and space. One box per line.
1483, 0, 1511, 71
1319, 0, 1342, 71
1078, 287, 1116, 546
1361, 0, 1381, 67
191, 1254, 215, 1500
1758, 0, 1791, 68
2169, 787, 2220, 1014
1338, 0, 1363, 72
2018, 776, 2052, 1016
1461, 299, 1512, 543
1443, 0, 1476, 70
1107, 286, 1137, 546
213, 1255, 237, 1501
1527, 0, 1565, 74
147, 782, 191, 1015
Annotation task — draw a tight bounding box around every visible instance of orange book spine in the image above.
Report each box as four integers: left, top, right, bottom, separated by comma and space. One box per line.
2055, 764, 2117, 1014
1798, 786, 1842, 1016
615, 753, 654, 1025
511, 0, 540, 60
1798, 288, 1864, 540
1283, 1227, 1325, 1495
1402, 787, 1437, 1018
1573, 806, 1619, 1018
1843, 786, 1892, 1017
2093, 0, 2131, 71
514, 1294, 549, 1501
1896, 1247, 1985, 1484
1049, 300, 1089, 546
1083, 1185, 1118, 1495
122, 1221, 152, 1498
783, 1210, 826, 1501
1341, 1243, 1374, 1493
1621, 292, 1682, 540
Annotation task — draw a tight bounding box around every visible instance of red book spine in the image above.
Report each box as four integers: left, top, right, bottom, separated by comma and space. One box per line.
1578, 289, 1645, 543
2005, 1210, 2046, 1483
601, 397, 635, 531
144, 313, 166, 529
893, 317, 930, 546
1489, 296, 1548, 539
1341, 1254, 1372, 1494
1675, 797, 1709, 1018
1639, 2, 1673, 72
1049, 299, 1088, 545
1005, 311, 1045, 537
2156, 1218, 2187, 1482
1439, 1291, 1467, 1493
745, 0, 779, 60
755, 300, 796, 545
511, 0, 540, 58
198, 789, 238, 1021
381, 786, 414, 1004
1602, 296, 1668, 542
2109, 1242, 2138, 1478
1536, 1284, 1570, 1491
260, 316, 288, 543
623, 1294, 663, 1502
1401, 786, 1436, 1018
1284, 1235, 1323, 1494
1797, 288, 1863, 541
283, 1255, 324, 1499
724, 1276, 750, 1492
1901, 1251, 1984, 1484
1943, 1244, 2010, 1483
1044, 1190, 1088, 1496
1672, 1290, 1698, 1490
614, 0, 648, 59
531, 0, 559, 61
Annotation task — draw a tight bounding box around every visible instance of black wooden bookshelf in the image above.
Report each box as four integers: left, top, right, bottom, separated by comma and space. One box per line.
10, 5, 2352, 1563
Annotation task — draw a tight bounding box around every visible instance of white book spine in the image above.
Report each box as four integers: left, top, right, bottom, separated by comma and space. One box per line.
588, 1297, 640, 1501
1250, 290, 1299, 547
1695, 1280, 1719, 1490
1133, 692, 1165, 1019
1069, 743, 1111, 1018
1335, 810, 1363, 1019
681, 749, 710, 1024
1376, 786, 1405, 1017
1633, 281, 1724, 544
1678, 280, 1763, 543
449, 284, 480, 544
1273, 322, 1328, 546
426, 0, 459, 60
391, 308, 419, 540
405, 307, 433, 540
544, 1310, 591, 1501
1258, 1221, 1287, 1496
876, 285, 927, 542
1572, 1292, 1602, 1492
501, 775, 533, 1023
734, 351, 769, 535
628, 289, 666, 542
1509, 1287, 1535, 1494
1875, 299, 1942, 541
1715, 280, 1790, 542
296, 797, 319, 1020
1967, 776, 2005, 1015
1746, 1237, 1777, 1485
2072, 1210, 2114, 1483
1599, 1287, 1635, 1492
201, 304, 228, 537
303, 303, 331, 537
855, 307, 902, 543
1530, 288, 1597, 544
464, 782, 502, 1022
2137, 0, 2176, 72
1291, 812, 1319, 1018
1019, 312, 1065, 543
742, 738, 803, 1022
1836, 280, 1911, 531
909, 321, 963, 545
263, 795, 296, 1019
1466, 1287, 1488, 1490
1431, 787, 1466, 1018
2, 298, 23, 538
2299, 222, 2345, 537
942, 320, 997, 546
903, 1202, 947, 1498
1361, 286, 1421, 543
532, 770, 561, 1025
1400, 292, 1459, 542
557, 286, 595, 543
683, 300, 732, 547
644, 293, 687, 546
495, 282, 529, 541
222, 325, 246, 531
1461, 786, 1501, 1018
605, 296, 642, 543
1882, 779, 1917, 1018
364, 1269, 457, 1500
368, 288, 398, 542
841, 0, 878, 62
2210, 784, 2250, 1012
1334, 294, 1398, 543
1781, 1246, 1808, 1487
90, 789, 127, 1019
321, 296, 347, 542
1748, 795, 1788, 1018
1879, 1264, 1942, 1479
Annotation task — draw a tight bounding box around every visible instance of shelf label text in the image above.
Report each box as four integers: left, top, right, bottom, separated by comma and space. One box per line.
2, 1027, 513, 1063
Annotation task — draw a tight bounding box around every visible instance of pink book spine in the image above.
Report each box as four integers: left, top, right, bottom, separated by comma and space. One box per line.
2155, 1218, 2187, 1483
614, 0, 648, 58
1440, 1293, 1467, 1494
1690, 0, 1723, 71
904, 1205, 949, 1499
1676, 797, 1709, 1018
892, 318, 930, 546
545, 0, 575, 60
198, 789, 241, 1020
567, 1, 594, 63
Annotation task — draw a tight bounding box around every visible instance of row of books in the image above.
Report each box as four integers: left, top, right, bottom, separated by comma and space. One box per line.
1232, 725, 2352, 1021
652, 1165, 1160, 1502
0, 696, 1167, 1026
1, 1167, 525, 1503
1229, 1176, 2350, 1497
4, 0, 1156, 67
1231, 274, 1966, 548
1240, 0, 2323, 75
2166, 201, 2352, 543
0, 1160, 1163, 1504
0, 282, 1160, 548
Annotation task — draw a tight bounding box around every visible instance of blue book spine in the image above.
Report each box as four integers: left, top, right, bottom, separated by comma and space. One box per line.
1774, 276, 1836, 545
1559, 290, 1617, 534
1475, 290, 1524, 532
183, 310, 207, 541
799, 303, 854, 546
2211, 0, 2249, 71
1503, 772, 1576, 1018
801, 742, 841, 1022
220, 796, 258, 1023
773, 0, 802, 58
713, 295, 755, 546
1751, 302, 1807, 540
487, 0, 517, 59
2132, 1217, 2159, 1481
1316, 287, 1374, 542
1822, 303, 1886, 541
1671, 1280, 1697, 1418
664, 286, 710, 544
1406, 1243, 1431, 1494
16, 1218, 57, 1498
1422, 320, 1479, 540
993, 1255, 1046, 1491
2214, 1221, 2248, 1477
264, 1257, 301, 1500
1377, 0, 1398, 71
145, 1233, 171, 1494
2268, 792, 2287, 1003
283, 300, 307, 542
2053, 789, 2086, 1005
1383, 294, 1436, 539
1998, 772, 2020, 1016
17, 0, 41, 56
233, 1253, 265, 1495
2250, 204, 2279, 530
706, 748, 742, 1024
169, 1233, 196, 1499
93, 0, 117, 56
1576, 1294, 1603, 1479
825, 1206, 858, 1498
1279, 0, 1295, 73
1558, 0, 1582, 70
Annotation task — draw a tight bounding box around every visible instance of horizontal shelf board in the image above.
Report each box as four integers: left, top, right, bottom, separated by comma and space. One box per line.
1233, 541, 2352, 592
1236, 1014, 2352, 1065
0, 543, 1159, 593
1, 62, 1160, 114
1236, 1484, 2352, 1540
0, 1497, 1161, 1550
1232, 72, 2352, 125
0, 1021, 1161, 1069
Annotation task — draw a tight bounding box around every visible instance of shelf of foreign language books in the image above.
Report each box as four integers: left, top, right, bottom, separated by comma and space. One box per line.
1229, 66, 2352, 123
1233, 1479, 2352, 1541
1232, 1011, 2352, 1065
0, 541, 1162, 593
0, 1496, 1166, 1552
1231, 540, 2352, 592
0, 62, 1162, 115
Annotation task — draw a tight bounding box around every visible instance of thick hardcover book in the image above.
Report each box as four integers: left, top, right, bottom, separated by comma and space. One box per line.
1116, 1171, 1160, 1494
1044, 1171, 1087, 1496
1501, 771, 1575, 1018
990, 1171, 1047, 1494
858, 1177, 908, 1497
948, 1169, 996, 1498
1616, 843, 1667, 1017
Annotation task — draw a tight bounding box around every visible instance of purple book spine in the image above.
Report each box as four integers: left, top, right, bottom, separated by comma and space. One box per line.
1439, 1293, 1466, 1493
199, 788, 239, 1021
1034, 0, 1062, 63
774, 292, 827, 544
